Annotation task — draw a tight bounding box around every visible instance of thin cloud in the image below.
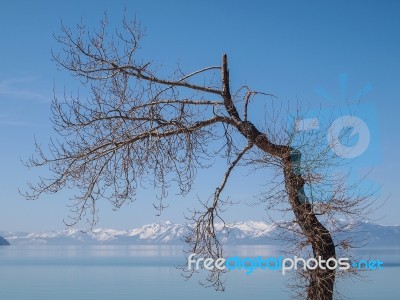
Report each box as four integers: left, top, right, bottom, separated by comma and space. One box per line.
0, 115, 35, 127
0, 120, 34, 127
0, 76, 50, 102
0, 114, 36, 127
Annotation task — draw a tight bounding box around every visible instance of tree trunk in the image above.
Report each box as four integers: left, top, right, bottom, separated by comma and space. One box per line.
221, 54, 336, 300
285, 151, 336, 300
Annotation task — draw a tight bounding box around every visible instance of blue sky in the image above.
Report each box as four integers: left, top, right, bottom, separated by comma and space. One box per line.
0, 0, 399, 231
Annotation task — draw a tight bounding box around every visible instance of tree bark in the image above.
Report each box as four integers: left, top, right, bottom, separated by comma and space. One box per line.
285, 151, 336, 300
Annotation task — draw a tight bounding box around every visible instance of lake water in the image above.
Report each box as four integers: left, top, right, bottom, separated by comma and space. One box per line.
0, 245, 399, 299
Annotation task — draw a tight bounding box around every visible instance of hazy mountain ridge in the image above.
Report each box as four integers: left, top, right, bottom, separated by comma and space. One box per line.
0, 236, 10, 246
1, 220, 399, 247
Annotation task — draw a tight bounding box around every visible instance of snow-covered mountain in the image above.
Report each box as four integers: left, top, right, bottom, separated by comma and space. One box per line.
1, 220, 399, 247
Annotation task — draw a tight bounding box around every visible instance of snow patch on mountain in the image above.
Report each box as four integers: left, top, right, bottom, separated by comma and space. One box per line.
1, 220, 399, 247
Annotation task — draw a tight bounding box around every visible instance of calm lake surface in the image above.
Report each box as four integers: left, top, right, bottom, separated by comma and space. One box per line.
0, 245, 399, 299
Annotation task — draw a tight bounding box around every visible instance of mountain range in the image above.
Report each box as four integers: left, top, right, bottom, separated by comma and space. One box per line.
1, 220, 399, 247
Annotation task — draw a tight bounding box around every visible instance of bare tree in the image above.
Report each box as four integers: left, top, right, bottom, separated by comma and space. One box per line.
23, 17, 376, 300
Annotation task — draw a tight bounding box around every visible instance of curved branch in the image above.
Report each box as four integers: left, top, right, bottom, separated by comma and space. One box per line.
243, 90, 277, 122
212, 142, 253, 207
